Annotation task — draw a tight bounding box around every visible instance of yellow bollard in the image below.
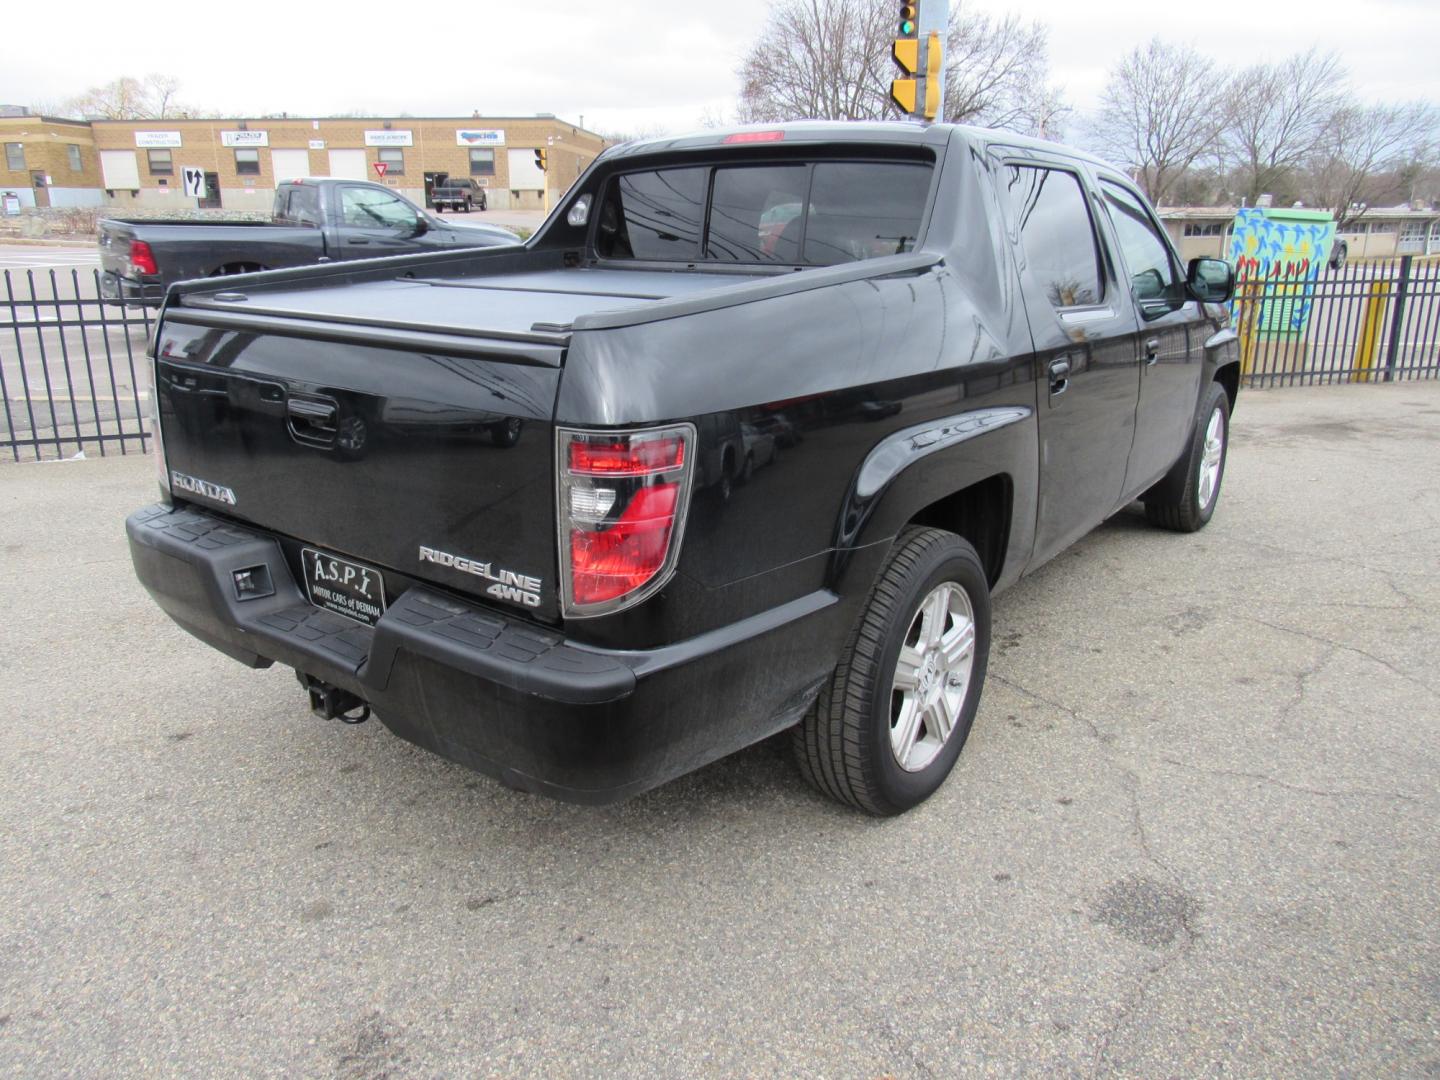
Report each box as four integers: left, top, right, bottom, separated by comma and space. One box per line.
1352, 281, 1392, 383
1235, 284, 1260, 378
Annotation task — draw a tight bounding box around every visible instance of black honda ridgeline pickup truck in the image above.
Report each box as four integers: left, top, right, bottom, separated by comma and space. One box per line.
127, 123, 1239, 814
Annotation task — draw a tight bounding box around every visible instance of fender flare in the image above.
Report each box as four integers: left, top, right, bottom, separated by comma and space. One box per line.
829, 405, 1037, 593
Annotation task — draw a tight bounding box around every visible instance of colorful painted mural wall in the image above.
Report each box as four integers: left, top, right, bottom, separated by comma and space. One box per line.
1227, 207, 1337, 337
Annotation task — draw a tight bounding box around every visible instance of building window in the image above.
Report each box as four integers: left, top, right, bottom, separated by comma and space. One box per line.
67, 144, 83, 172
378, 148, 405, 175
147, 149, 173, 175
234, 149, 261, 175
469, 149, 495, 176
1367, 221, 1397, 234
6, 143, 26, 171
1183, 222, 1225, 237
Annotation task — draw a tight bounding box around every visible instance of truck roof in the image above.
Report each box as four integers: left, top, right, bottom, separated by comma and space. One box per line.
604, 121, 1112, 172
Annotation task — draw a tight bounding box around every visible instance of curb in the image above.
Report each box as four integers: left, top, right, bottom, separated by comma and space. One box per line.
0, 237, 95, 249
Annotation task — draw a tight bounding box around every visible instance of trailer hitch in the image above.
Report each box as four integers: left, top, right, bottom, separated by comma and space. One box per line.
296, 672, 371, 724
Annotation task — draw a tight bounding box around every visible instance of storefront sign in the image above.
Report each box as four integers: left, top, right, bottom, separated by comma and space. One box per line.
456, 129, 506, 147
220, 130, 269, 147
364, 130, 413, 147
134, 131, 182, 148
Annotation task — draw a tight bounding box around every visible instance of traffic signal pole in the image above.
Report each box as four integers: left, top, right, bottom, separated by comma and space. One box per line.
890, 0, 947, 122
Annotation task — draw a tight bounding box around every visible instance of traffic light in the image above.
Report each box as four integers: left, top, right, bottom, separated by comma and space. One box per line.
534, 148, 548, 172
891, 1, 921, 115
924, 30, 942, 120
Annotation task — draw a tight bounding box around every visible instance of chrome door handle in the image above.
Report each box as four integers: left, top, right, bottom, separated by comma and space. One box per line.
1049, 358, 1071, 396
1145, 338, 1160, 366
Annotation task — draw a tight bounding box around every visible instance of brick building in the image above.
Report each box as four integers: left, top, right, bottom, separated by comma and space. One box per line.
0, 115, 104, 208
86, 115, 605, 211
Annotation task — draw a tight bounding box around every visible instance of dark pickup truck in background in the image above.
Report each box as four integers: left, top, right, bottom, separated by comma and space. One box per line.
127, 122, 1239, 814
430, 176, 487, 213
98, 177, 517, 305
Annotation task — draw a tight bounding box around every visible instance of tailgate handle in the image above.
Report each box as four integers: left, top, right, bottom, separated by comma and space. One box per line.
287, 395, 339, 447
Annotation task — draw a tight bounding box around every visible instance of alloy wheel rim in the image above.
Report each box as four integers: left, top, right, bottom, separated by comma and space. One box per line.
1198, 407, 1225, 510
890, 581, 977, 773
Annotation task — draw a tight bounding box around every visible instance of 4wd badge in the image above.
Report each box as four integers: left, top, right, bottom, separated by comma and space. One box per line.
418, 545, 542, 609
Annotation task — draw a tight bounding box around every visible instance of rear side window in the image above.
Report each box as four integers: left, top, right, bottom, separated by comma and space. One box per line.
596, 158, 931, 266
275, 185, 321, 227
1002, 165, 1104, 309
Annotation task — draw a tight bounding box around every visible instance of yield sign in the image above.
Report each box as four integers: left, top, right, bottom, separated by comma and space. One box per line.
372, 161, 388, 178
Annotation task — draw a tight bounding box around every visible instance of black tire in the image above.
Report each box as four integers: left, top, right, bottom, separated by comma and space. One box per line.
434, 205, 444, 214
490, 416, 522, 448
463, 199, 472, 213
793, 527, 991, 815
1144, 381, 1230, 532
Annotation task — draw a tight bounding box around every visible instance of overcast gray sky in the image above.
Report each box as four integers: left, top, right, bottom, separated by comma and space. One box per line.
3, 0, 1437, 136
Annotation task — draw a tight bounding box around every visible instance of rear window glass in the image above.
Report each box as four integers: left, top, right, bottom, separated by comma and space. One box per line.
596, 158, 931, 266
707, 165, 809, 262
596, 167, 706, 260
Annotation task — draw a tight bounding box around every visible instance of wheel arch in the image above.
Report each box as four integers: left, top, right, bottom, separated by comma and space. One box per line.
831, 406, 1038, 596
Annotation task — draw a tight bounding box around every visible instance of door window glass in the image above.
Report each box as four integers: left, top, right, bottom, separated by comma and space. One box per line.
595, 167, 707, 260
1002, 165, 1103, 309
1101, 180, 1181, 306
341, 186, 417, 230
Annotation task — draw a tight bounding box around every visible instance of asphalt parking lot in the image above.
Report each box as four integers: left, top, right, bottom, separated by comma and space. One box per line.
1, 382, 1437, 1077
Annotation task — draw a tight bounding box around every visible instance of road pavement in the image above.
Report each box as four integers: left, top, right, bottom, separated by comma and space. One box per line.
2, 377, 1438, 1077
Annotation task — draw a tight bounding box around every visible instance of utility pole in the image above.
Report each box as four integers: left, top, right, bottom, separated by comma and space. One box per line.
890, 0, 947, 122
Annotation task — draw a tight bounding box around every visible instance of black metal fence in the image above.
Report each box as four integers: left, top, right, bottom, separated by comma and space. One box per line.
1234, 255, 1440, 387
1, 256, 1439, 461
1, 268, 153, 461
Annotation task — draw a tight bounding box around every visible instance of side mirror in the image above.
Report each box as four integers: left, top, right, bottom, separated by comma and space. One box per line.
1187, 257, 1234, 304
411, 214, 430, 237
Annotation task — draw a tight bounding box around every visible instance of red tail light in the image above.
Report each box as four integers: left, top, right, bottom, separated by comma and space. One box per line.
557, 425, 695, 616
129, 240, 158, 276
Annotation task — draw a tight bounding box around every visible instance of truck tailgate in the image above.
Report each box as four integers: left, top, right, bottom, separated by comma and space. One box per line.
153, 312, 566, 620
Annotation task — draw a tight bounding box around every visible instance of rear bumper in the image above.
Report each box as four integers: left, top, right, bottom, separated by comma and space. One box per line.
126, 503, 848, 803
100, 270, 164, 307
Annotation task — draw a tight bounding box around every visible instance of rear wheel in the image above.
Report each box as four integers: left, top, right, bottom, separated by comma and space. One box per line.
1144, 381, 1230, 532
793, 527, 991, 815
209, 262, 266, 277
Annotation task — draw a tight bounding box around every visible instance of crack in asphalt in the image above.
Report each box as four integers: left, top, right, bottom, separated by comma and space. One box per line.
1159, 757, 1418, 803
1239, 615, 1438, 698
986, 673, 1200, 1080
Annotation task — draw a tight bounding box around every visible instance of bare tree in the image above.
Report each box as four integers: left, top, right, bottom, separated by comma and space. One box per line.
736, 0, 1065, 133
737, 0, 893, 123
1224, 49, 1347, 203
1305, 102, 1434, 224
944, 12, 1066, 133
1091, 38, 1227, 206
66, 74, 203, 120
